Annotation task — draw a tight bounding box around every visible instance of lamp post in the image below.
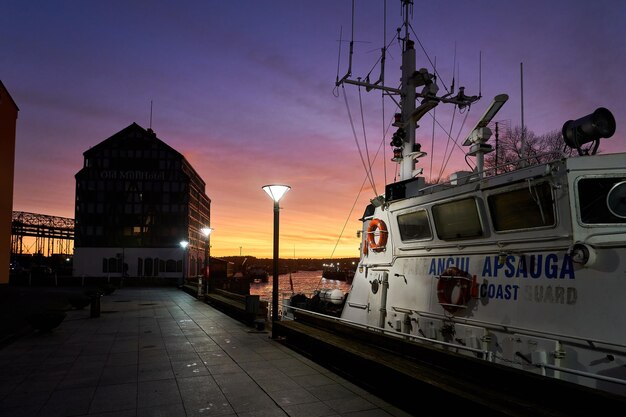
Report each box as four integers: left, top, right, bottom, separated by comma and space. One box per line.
262, 184, 291, 339
179, 240, 189, 288
200, 227, 212, 296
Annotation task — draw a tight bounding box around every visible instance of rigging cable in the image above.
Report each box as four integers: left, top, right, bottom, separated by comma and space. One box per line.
320, 174, 367, 291
438, 108, 473, 181
358, 85, 376, 195
319, 115, 393, 291
430, 106, 435, 183
427, 108, 474, 182
382, 0, 387, 185
437, 107, 457, 181
342, 85, 378, 196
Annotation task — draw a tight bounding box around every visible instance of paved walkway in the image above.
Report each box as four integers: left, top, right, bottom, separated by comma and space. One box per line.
0, 287, 410, 417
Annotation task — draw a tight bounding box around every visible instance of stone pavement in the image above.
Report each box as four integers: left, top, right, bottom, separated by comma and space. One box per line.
0, 287, 410, 417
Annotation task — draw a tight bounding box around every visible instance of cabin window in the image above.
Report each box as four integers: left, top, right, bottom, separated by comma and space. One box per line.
577, 177, 626, 224
488, 182, 555, 231
432, 198, 483, 240
397, 210, 432, 241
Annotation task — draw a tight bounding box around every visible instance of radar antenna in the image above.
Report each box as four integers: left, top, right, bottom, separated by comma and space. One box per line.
463, 94, 509, 178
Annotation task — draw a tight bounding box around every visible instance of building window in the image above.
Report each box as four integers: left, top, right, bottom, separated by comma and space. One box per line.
145, 258, 153, 276
108, 257, 118, 272
166, 259, 176, 272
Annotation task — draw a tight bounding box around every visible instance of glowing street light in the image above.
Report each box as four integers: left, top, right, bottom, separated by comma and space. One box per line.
262, 184, 290, 339
179, 240, 189, 287
200, 227, 213, 296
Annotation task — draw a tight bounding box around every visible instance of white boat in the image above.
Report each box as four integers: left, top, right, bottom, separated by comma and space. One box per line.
288, 0, 626, 400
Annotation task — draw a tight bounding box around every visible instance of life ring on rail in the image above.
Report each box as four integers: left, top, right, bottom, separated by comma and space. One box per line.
436, 266, 474, 314
366, 219, 388, 252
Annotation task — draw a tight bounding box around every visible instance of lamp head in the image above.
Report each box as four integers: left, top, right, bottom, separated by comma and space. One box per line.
562, 107, 615, 149
200, 227, 212, 237
262, 184, 291, 202
179, 240, 189, 249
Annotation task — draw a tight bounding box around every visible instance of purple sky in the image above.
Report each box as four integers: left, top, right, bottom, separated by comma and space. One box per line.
3, 0, 625, 257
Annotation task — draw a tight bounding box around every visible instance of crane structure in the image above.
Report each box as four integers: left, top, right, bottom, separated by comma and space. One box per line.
11, 211, 74, 257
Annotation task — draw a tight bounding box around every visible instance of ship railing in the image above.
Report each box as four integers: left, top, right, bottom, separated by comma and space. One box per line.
419, 150, 568, 194
540, 363, 626, 387
275, 294, 626, 356
280, 302, 494, 361
405, 310, 626, 388
282, 302, 626, 389
479, 150, 568, 179
408, 308, 626, 353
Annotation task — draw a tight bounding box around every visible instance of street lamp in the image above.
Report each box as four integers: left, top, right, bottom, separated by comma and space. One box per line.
179, 240, 189, 288
200, 227, 213, 296
262, 184, 290, 339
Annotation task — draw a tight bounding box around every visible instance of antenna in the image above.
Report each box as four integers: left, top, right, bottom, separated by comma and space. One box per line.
519, 62, 526, 167
149, 100, 153, 129
463, 94, 509, 178
336, 0, 355, 86
479, 51, 482, 97
335, 26, 343, 85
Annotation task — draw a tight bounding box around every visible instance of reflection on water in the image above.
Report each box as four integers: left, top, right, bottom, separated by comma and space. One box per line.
249, 270, 352, 301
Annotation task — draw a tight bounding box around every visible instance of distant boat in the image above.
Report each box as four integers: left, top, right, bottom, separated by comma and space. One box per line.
246, 267, 269, 283
322, 266, 354, 283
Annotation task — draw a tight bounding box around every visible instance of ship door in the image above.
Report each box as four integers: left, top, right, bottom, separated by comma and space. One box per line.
367, 270, 389, 329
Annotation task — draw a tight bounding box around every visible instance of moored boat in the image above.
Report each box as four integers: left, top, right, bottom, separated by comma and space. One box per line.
246, 266, 269, 283
321, 265, 355, 283
287, 0, 626, 400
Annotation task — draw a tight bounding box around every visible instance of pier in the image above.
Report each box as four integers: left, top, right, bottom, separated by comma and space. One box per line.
0, 287, 407, 416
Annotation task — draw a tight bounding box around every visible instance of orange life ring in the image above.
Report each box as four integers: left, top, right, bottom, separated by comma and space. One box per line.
367, 219, 388, 252
436, 266, 474, 314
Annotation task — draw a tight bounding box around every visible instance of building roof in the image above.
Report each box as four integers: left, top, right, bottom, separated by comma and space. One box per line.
84, 122, 181, 157
0, 80, 20, 111
79, 122, 207, 190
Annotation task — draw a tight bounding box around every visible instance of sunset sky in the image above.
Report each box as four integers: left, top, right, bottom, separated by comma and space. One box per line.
3, 0, 625, 258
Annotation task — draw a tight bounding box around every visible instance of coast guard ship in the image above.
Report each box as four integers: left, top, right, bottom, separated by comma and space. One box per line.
293, 0, 626, 398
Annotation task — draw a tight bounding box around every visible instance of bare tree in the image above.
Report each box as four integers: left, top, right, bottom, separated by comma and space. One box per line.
485, 126, 575, 174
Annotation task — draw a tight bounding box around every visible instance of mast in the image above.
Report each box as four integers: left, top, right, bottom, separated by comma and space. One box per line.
399, 28, 417, 180
337, 0, 480, 185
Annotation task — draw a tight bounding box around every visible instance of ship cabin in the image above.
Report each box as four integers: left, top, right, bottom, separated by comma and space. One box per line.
359, 154, 626, 266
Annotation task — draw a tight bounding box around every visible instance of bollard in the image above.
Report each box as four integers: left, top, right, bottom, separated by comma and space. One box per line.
90, 293, 101, 318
